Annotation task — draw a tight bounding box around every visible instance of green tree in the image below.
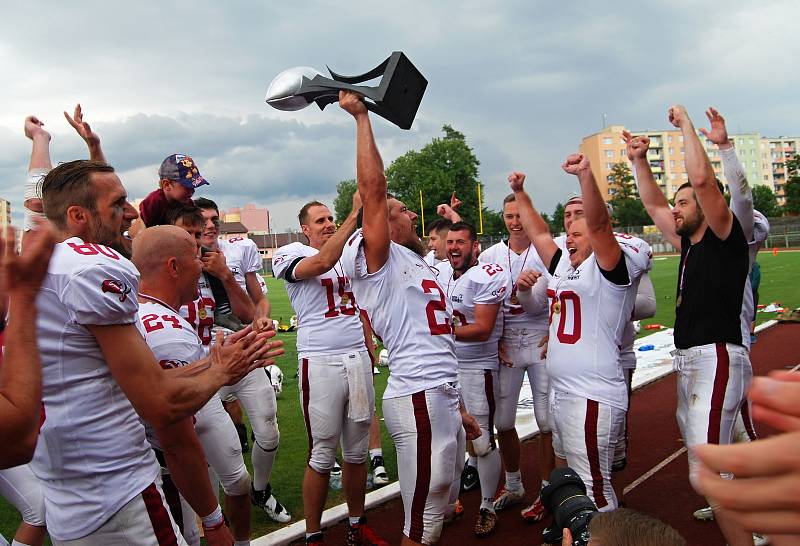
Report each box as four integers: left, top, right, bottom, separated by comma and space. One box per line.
333, 178, 357, 223
784, 155, 800, 216
479, 209, 506, 236
751, 184, 779, 218
550, 203, 565, 234
386, 125, 486, 233
607, 161, 650, 227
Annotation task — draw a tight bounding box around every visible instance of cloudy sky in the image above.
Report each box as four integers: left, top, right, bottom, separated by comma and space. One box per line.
1, 1, 798, 231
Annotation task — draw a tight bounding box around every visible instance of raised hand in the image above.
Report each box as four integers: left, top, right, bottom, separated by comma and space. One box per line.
24, 116, 50, 141
698, 107, 729, 146
561, 153, 590, 176
516, 269, 541, 292
338, 90, 368, 117
0, 220, 57, 300
450, 191, 462, 210
623, 130, 650, 161
668, 104, 690, 129
508, 171, 526, 192
64, 103, 101, 148
201, 250, 232, 281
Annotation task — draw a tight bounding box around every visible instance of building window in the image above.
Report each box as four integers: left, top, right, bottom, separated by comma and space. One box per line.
670, 160, 675, 168
605, 150, 614, 157
764, 175, 769, 181
669, 173, 676, 180
620, 149, 626, 157
679, 136, 684, 142
680, 149, 685, 156
681, 160, 686, 167
606, 163, 614, 169
668, 135, 673, 143
752, 161, 757, 168
603, 137, 613, 145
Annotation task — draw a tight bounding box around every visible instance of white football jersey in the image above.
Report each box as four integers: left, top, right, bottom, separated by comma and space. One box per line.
615, 234, 654, 369
272, 242, 365, 358
33, 237, 159, 540
137, 296, 207, 450
219, 236, 264, 293
341, 230, 458, 399
480, 240, 549, 330
423, 249, 444, 266
180, 273, 216, 349
436, 260, 508, 369
545, 243, 649, 411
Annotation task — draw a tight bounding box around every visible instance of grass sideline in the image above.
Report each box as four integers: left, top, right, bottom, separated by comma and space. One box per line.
1, 250, 797, 542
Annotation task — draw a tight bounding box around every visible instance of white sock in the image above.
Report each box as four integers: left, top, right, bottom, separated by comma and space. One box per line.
12, 540, 33, 546
369, 448, 383, 459
468, 456, 477, 468
349, 516, 362, 526
477, 449, 502, 511
252, 441, 277, 491
505, 470, 522, 491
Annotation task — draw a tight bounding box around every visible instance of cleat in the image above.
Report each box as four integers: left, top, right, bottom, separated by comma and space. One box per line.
371, 455, 389, 487
252, 484, 291, 523
306, 532, 325, 545
474, 508, 498, 538
692, 506, 714, 521
493, 485, 526, 511
611, 457, 627, 472
445, 499, 464, 524
214, 310, 246, 332
521, 495, 546, 523
347, 516, 389, 546
460, 464, 479, 493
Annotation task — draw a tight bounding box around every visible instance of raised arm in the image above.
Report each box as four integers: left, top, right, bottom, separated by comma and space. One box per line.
64, 103, 107, 164
508, 172, 558, 269
23, 116, 51, 217
292, 191, 363, 280
624, 131, 681, 250
669, 105, 733, 240
339, 91, 389, 272
0, 223, 55, 468
89, 324, 282, 428
699, 107, 753, 241
562, 153, 621, 271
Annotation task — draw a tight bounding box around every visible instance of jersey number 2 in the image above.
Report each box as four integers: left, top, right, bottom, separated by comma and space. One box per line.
422, 279, 452, 335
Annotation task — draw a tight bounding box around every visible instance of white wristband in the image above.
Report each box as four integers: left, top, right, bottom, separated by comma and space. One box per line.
201, 505, 224, 530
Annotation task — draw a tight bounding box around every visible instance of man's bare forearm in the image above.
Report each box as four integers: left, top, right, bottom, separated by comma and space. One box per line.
682, 120, 715, 190
577, 169, 612, 235
222, 275, 255, 323
0, 293, 42, 466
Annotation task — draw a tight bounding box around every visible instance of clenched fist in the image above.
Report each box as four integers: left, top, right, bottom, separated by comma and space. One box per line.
668, 105, 690, 129
561, 153, 590, 175
339, 90, 367, 117
508, 171, 526, 192
623, 130, 649, 161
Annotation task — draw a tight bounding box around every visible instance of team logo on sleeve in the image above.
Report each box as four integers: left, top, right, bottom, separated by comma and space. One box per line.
158, 359, 188, 370
101, 279, 131, 302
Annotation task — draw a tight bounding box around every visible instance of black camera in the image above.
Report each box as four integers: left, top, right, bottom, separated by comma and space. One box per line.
541, 468, 598, 546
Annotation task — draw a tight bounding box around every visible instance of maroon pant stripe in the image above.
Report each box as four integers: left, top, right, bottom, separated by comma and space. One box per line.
584, 400, 608, 509
740, 400, 758, 441
708, 344, 731, 444
409, 391, 432, 543
484, 370, 497, 449
141, 483, 179, 546
301, 358, 313, 464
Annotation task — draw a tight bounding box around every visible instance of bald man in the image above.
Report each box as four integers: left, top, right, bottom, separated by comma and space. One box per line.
137, 222, 257, 545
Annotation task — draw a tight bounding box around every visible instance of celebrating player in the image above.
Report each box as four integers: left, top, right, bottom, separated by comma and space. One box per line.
273, 190, 387, 545
479, 193, 554, 521
436, 221, 508, 537
33, 159, 280, 544
510, 159, 649, 527
338, 90, 480, 546
630, 105, 754, 546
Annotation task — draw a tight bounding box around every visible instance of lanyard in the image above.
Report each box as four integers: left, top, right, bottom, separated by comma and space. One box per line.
677, 245, 692, 307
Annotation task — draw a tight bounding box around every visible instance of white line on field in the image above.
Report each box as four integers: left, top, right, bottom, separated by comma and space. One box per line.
623, 447, 687, 496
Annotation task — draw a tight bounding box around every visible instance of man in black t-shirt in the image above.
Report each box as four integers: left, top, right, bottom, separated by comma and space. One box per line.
625, 105, 753, 546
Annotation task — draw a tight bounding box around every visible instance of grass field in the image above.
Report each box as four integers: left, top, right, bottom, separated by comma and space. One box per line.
2, 250, 799, 542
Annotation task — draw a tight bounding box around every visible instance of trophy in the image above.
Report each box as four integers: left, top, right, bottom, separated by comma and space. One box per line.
265, 51, 427, 130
